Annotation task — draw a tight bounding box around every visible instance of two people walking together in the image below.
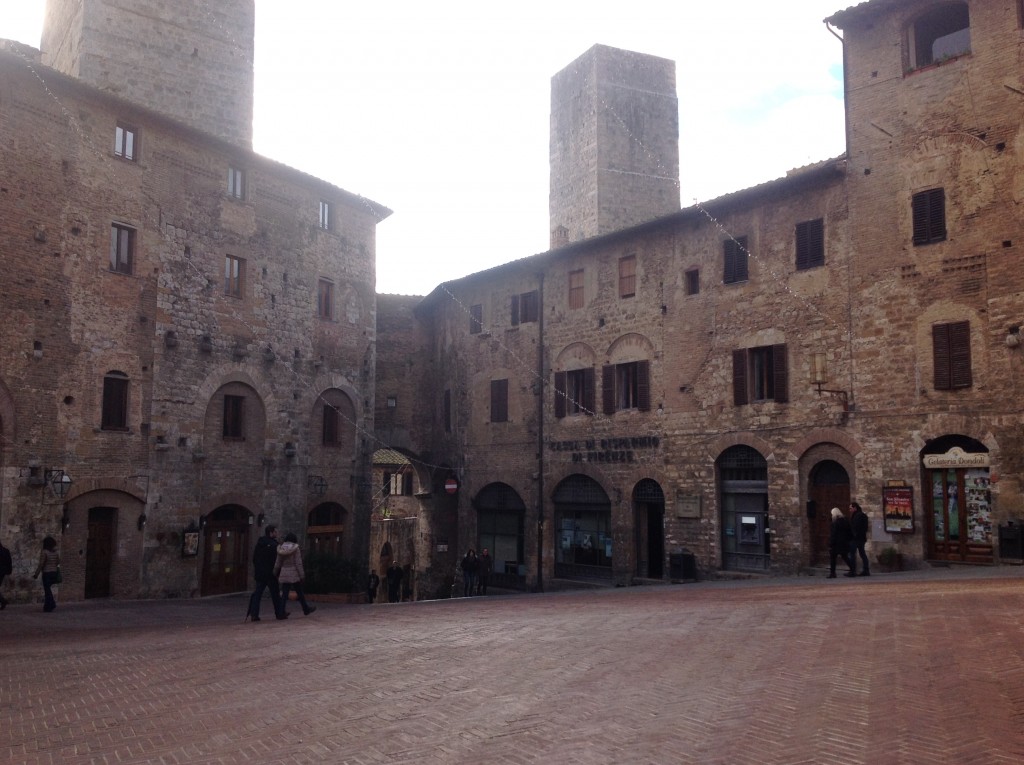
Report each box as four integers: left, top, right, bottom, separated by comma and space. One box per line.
828, 502, 871, 578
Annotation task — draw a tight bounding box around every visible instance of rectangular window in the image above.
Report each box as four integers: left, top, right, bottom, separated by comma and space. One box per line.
319, 200, 331, 230
490, 379, 509, 423
618, 255, 636, 298
114, 123, 137, 161
554, 368, 595, 418
322, 403, 340, 445
223, 395, 245, 439
101, 373, 129, 430
511, 291, 539, 326
601, 361, 651, 414
470, 304, 483, 334
912, 188, 947, 245
383, 471, 410, 496
227, 167, 245, 199
933, 321, 972, 389
568, 269, 584, 309
685, 268, 700, 296
224, 255, 243, 298
318, 279, 334, 319
110, 223, 135, 274
795, 218, 825, 270
443, 389, 452, 432
724, 236, 749, 284
732, 345, 789, 405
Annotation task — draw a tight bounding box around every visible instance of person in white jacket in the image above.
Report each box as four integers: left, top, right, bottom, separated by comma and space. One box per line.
273, 533, 316, 616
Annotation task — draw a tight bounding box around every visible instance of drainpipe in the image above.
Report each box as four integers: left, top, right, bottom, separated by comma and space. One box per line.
536, 272, 545, 593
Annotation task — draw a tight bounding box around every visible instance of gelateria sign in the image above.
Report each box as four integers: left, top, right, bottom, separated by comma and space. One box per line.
548, 436, 660, 463
922, 446, 990, 469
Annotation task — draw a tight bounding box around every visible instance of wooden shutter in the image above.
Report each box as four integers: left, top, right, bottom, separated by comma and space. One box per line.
490, 379, 508, 422
554, 371, 567, 419
913, 189, 946, 245
521, 291, 538, 322
510, 294, 520, 326
583, 367, 596, 415
602, 365, 615, 414
637, 360, 651, 411
933, 324, 952, 390
796, 219, 824, 269
724, 237, 748, 283
949, 321, 972, 388
732, 349, 748, 406
772, 344, 789, 403
469, 304, 482, 334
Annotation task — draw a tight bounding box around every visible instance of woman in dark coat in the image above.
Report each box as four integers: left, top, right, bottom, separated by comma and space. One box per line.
828, 507, 854, 579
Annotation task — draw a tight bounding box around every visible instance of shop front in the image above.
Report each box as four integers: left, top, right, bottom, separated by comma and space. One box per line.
553, 474, 612, 581
922, 436, 992, 564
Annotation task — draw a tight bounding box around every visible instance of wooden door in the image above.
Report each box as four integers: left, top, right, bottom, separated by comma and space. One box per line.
201, 505, 251, 595
85, 507, 116, 598
808, 462, 850, 567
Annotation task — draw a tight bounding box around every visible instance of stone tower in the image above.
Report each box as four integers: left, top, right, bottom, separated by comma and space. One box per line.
40, 0, 256, 148
549, 44, 680, 248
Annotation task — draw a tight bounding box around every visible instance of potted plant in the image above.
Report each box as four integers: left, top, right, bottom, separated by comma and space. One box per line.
876, 546, 903, 572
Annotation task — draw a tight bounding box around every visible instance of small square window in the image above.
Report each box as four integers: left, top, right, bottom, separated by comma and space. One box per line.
224, 255, 244, 298
114, 123, 137, 161
227, 167, 245, 199
317, 278, 334, 319
510, 291, 539, 325
685, 269, 700, 296
110, 223, 135, 274
319, 200, 331, 230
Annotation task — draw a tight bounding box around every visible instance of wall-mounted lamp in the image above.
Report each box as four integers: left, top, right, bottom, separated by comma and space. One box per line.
45, 469, 73, 499
810, 352, 850, 415
283, 442, 297, 458
137, 513, 147, 531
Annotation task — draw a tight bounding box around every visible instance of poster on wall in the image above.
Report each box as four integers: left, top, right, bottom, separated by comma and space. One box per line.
882, 486, 914, 533
182, 530, 200, 558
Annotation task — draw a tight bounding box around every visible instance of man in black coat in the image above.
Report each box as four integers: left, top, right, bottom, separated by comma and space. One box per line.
828, 508, 854, 579
849, 501, 871, 577
248, 525, 286, 620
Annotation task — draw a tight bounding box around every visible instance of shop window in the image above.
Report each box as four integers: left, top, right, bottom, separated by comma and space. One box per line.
510, 291, 539, 325
724, 236, 749, 284
554, 368, 596, 418
110, 223, 135, 274
101, 371, 129, 430
568, 269, 584, 309
602, 361, 650, 414
490, 379, 508, 422
685, 268, 700, 296
619, 255, 636, 298
912, 188, 946, 245
733, 345, 788, 405
470, 304, 483, 334
795, 218, 824, 270
223, 394, 245, 439
908, 3, 970, 69
932, 321, 972, 389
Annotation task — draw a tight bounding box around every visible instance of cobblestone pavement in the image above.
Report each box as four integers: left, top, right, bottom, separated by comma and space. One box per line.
2, 566, 1024, 765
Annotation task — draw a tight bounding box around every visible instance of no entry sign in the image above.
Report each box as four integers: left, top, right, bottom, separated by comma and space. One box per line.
445, 477, 458, 494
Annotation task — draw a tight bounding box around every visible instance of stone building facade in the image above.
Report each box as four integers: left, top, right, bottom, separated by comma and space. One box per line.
376, 0, 1024, 594
0, 4, 389, 602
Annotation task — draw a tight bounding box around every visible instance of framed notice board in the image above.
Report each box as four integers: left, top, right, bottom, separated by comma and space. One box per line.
882, 486, 914, 534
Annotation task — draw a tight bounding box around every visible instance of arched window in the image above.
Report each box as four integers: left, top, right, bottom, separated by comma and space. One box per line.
908, 3, 970, 70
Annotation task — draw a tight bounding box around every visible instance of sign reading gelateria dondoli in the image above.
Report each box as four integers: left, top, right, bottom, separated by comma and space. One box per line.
548, 436, 660, 463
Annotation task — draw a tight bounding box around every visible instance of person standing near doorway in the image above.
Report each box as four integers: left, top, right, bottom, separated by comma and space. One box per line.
249, 525, 286, 621
386, 561, 403, 603
477, 548, 493, 595
828, 508, 854, 579
32, 536, 60, 612
849, 502, 871, 576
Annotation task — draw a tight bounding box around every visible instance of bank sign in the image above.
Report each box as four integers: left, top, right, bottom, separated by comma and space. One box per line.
548, 436, 660, 463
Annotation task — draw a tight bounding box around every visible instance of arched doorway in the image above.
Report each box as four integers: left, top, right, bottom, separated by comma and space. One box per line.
633, 479, 665, 579
307, 502, 347, 556
808, 461, 850, 566
922, 435, 992, 563
474, 482, 526, 589
201, 504, 252, 596
553, 475, 612, 581
719, 445, 770, 571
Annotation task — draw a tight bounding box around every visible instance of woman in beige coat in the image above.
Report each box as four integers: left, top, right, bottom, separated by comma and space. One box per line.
274, 533, 316, 616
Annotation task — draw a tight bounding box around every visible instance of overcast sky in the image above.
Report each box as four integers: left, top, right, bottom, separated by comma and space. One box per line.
1, 1, 847, 296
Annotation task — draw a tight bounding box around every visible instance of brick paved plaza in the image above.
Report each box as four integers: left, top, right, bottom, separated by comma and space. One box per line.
2, 568, 1024, 764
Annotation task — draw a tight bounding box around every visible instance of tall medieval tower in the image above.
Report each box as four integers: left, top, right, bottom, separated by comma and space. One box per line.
549, 44, 680, 248
40, 0, 255, 148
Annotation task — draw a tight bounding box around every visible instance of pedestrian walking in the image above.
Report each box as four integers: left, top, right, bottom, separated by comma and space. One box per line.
849, 501, 870, 576
460, 548, 479, 597
248, 525, 287, 621
477, 547, 493, 595
274, 533, 316, 616
32, 536, 61, 612
0, 538, 12, 610
367, 569, 380, 603
828, 507, 854, 579
386, 561, 404, 603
